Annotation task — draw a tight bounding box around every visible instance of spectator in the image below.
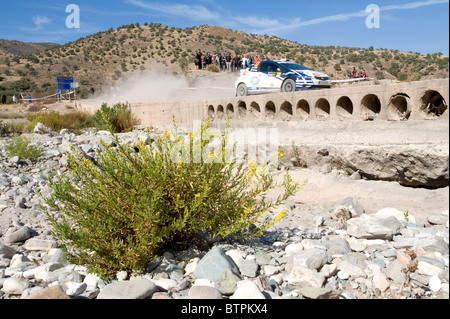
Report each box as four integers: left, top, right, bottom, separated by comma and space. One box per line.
1, 94, 6, 104
27, 94, 32, 104
352, 67, 357, 78
12, 94, 18, 104
225, 53, 232, 71
195, 49, 202, 70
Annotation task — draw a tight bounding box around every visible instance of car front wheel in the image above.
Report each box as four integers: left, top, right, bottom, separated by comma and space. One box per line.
282, 79, 296, 93
237, 83, 248, 96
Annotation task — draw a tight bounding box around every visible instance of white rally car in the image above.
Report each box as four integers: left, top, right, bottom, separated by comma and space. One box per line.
235, 60, 332, 96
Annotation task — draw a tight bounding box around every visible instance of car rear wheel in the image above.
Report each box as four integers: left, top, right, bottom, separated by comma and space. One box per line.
237, 83, 248, 97
282, 79, 296, 93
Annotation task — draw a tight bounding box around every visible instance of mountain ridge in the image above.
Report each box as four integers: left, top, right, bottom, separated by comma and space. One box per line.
0, 24, 448, 101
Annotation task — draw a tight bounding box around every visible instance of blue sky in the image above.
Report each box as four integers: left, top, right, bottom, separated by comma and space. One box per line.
0, 0, 448, 55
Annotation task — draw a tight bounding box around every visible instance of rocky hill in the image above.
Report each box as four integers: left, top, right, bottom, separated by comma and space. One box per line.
0, 24, 449, 101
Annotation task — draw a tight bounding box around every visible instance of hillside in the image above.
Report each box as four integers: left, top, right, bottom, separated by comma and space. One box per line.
0, 24, 449, 102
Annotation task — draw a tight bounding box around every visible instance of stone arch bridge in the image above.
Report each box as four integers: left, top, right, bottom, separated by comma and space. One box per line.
129, 78, 448, 128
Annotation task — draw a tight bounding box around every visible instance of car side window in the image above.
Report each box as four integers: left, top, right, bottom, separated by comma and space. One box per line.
260, 62, 278, 73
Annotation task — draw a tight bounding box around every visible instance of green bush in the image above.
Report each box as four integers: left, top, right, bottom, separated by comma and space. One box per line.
26, 110, 96, 134
41, 118, 301, 279
3, 135, 42, 162
94, 102, 138, 133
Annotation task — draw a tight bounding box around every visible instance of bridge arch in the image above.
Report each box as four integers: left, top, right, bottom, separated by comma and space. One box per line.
237, 101, 247, 118
249, 101, 261, 118
280, 101, 293, 121
208, 105, 215, 119
361, 94, 381, 121
336, 96, 354, 120
387, 93, 411, 121
315, 98, 331, 121
226, 103, 235, 118
217, 105, 224, 120
420, 90, 448, 118
265, 101, 276, 119
296, 99, 310, 121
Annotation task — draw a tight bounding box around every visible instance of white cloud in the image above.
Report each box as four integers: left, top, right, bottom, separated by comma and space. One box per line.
126, 0, 220, 20
242, 0, 449, 35
32, 16, 51, 31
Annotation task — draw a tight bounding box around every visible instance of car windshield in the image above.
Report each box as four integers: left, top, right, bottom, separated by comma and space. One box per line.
280, 63, 311, 71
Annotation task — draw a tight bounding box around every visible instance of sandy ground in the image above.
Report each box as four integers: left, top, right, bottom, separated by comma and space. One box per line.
285, 168, 448, 220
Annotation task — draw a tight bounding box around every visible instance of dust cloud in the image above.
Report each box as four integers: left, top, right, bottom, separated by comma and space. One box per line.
92, 71, 236, 104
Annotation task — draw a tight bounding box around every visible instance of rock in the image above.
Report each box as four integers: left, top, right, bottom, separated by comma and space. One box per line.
371, 207, 415, 224
285, 265, 325, 288
4, 226, 32, 243
325, 238, 352, 259
377, 216, 403, 236
2, 278, 30, 295
34, 122, 58, 137
337, 260, 367, 279
230, 280, 266, 299
428, 214, 448, 225
372, 271, 390, 292
185, 257, 200, 275
194, 247, 239, 282
239, 258, 259, 277
285, 243, 303, 255
263, 265, 279, 277
24, 238, 58, 251
331, 197, 365, 219
97, 278, 157, 299
386, 259, 407, 283
215, 268, 242, 296
298, 286, 339, 299
429, 276, 442, 292
65, 282, 87, 296
154, 278, 178, 291
347, 217, 393, 240
290, 248, 328, 270
24, 285, 71, 299
337, 271, 350, 280
417, 259, 445, 277
188, 285, 222, 299
0, 243, 16, 259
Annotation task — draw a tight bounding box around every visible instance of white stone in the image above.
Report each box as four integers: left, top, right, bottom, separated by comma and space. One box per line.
3, 278, 30, 295
225, 249, 246, 267
185, 257, 200, 275
116, 270, 128, 281
372, 271, 390, 292
230, 280, 266, 299
66, 282, 87, 296
428, 276, 442, 292
320, 264, 337, 278
155, 278, 178, 291
337, 271, 350, 280
83, 274, 100, 288
285, 243, 303, 255
417, 261, 443, 277
193, 278, 215, 287
285, 265, 325, 288
371, 207, 416, 224
263, 265, 279, 276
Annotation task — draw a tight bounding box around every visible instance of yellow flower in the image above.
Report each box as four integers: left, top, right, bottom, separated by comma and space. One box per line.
195, 193, 201, 198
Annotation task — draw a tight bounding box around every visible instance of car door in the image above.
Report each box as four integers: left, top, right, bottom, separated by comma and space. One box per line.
259, 62, 282, 93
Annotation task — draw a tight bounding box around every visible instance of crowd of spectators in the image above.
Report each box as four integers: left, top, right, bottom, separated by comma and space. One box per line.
347, 67, 368, 79
194, 49, 262, 72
